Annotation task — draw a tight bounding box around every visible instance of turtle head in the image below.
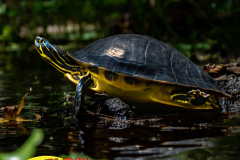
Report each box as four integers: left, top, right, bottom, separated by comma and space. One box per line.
35, 36, 83, 75
35, 36, 56, 58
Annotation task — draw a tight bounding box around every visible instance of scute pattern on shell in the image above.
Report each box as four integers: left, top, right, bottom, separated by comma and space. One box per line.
67, 34, 224, 94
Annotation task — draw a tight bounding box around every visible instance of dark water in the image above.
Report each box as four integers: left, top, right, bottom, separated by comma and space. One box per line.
1, 52, 240, 160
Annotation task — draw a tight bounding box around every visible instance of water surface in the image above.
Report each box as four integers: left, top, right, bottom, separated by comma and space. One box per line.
0, 52, 240, 160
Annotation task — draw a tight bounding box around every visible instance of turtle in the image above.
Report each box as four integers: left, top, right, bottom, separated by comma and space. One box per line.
34, 34, 230, 119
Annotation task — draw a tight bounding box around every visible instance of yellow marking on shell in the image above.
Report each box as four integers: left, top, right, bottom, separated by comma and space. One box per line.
66, 60, 229, 109
88, 64, 230, 98
80, 65, 219, 110
38, 46, 80, 75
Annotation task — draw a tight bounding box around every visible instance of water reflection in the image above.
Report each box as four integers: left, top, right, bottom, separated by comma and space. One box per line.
0, 121, 28, 135
53, 111, 231, 159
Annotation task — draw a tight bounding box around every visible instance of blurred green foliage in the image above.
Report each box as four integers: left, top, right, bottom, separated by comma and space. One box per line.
0, 129, 44, 160
0, 129, 94, 160
1, 0, 240, 63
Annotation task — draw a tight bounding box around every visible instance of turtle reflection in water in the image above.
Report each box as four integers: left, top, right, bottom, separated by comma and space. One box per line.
34, 34, 230, 119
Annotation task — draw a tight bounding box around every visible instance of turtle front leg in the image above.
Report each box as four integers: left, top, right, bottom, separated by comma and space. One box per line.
72, 74, 93, 121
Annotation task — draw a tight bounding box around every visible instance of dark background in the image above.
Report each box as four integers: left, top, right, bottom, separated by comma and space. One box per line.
1, 0, 240, 65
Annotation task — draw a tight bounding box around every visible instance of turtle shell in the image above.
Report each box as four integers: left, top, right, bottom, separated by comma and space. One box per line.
67, 34, 229, 97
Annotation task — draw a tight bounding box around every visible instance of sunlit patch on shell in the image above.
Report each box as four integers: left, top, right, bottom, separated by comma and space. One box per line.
106, 47, 125, 58
103, 70, 118, 81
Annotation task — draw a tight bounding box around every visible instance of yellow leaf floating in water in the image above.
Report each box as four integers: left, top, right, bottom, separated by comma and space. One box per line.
0, 87, 32, 122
